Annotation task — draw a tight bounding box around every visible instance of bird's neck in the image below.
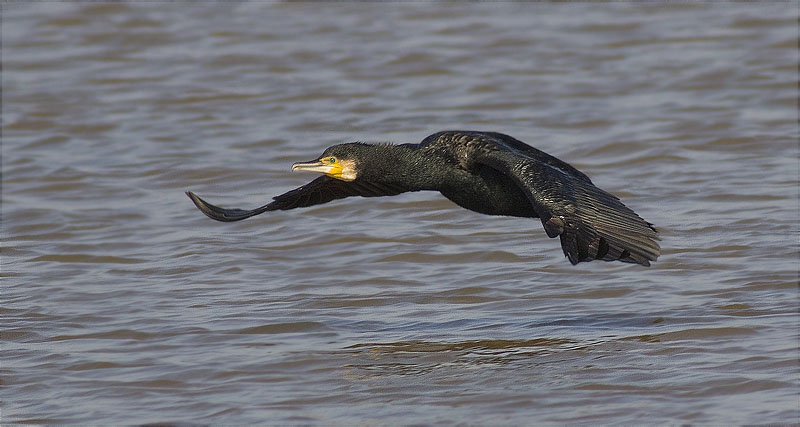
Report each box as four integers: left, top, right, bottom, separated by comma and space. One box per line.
364, 144, 450, 191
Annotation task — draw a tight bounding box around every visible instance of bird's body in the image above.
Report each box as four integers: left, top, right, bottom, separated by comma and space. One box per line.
187, 131, 660, 266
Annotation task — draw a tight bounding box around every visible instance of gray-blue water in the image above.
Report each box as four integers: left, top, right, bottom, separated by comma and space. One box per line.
3, 3, 798, 424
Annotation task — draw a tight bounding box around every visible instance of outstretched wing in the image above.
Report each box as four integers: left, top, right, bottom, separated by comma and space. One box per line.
421, 130, 594, 183
187, 176, 410, 222
478, 131, 595, 184
474, 149, 660, 266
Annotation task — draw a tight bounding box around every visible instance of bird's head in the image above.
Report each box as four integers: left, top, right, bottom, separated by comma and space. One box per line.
291, 143, 373, 182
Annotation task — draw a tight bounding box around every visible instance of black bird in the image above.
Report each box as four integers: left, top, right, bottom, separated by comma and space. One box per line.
187, 131, 660, 266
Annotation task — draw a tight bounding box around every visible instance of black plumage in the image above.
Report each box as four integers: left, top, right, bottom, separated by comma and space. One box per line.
187, 131, 660, 266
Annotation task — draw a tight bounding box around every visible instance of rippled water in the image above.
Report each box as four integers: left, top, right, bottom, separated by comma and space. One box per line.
3, 3, 798, 424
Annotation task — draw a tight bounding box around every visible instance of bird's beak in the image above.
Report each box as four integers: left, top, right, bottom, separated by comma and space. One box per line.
291, 158, 353, 181
291, 160, 335, 175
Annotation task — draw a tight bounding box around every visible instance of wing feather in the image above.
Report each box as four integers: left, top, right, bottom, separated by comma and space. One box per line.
187, 176, 410, 222
474, 149, 659, 266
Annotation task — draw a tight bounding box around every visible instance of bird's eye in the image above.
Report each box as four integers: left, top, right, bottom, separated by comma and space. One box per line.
328, 157, 336, 163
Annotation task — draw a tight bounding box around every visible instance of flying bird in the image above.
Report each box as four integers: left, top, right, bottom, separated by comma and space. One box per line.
187, 131, 659, 266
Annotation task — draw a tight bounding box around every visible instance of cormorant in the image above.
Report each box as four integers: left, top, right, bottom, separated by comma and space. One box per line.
186, 131, 660, 266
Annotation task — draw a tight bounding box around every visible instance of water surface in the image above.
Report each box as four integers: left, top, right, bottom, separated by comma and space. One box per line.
3, 3, 798, 424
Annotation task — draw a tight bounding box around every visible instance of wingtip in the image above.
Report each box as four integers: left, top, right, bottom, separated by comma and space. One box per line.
185, 190, 230, 222
185, 191, 204, 210
186, 191, 219, 212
